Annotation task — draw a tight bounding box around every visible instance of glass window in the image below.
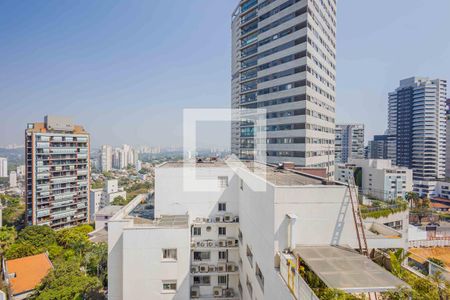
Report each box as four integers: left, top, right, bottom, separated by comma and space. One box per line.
218, 203, 226, 212
218, 275, 227, 285
162, 281, 177, 291
193, 276, 210, 286
193, 227, 201, 236
162, 249, 177, 260
218, 251, 227, 260
218, 176, 229, 188
218, 227, 226, 236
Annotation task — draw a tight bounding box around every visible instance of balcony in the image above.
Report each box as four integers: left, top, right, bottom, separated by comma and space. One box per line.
190, 262, 239, 275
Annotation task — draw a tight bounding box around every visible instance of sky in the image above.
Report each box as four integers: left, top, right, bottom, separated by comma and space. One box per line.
0, 0, 449, 149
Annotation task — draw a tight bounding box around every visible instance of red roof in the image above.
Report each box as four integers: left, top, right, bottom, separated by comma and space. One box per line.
431, 202, 450, 209
5, 253, 53, 296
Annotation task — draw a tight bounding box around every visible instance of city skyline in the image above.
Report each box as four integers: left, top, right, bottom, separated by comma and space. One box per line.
1, 0, 450, 148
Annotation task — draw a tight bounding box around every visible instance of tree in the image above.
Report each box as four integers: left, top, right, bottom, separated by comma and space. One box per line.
389, 249, 410, 278
405, 192, 420, 208
5, 242, 42, 260
84, 243, 108, 288
30, 259, 103, 300
111, 196, 127, 206
17, 225, 56, 248
0, 226, 16, 254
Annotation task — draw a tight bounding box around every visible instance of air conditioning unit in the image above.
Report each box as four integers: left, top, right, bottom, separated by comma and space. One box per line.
215, 215, 223, 223
195, 217, 202, 223
213, 286, 223, 297
218, 240, 227, 247
191, 287, 200, 298
196, 241, 202, 247
199, 264, 208, 273
190, 242, 196, 248
234, 216, 239, 222
224, 213, 233, 223
217, 263, 226, 272
227, 239, 235, 247
207, 218, 213, 223
208, 265, 216, 272
191, 265, 199, 273
200, 241, 207, 248
207, 240, 214, 247
224, 288, 235, 297
227, 263, 238, 272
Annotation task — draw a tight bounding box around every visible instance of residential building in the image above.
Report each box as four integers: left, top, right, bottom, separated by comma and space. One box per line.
388, 77, 447, 181
3, 253, 53, 300
0, 157, 7, 177
231, 0, 337, 177
446, 98, 450, 179
335, 124, 364, 163
101, 145, 113, 172
89, 180, 126, 221
367, 133, 396, 160
9, 171, 17, 188
25, 116, 90, 229
89, 188, 103, 222
16, 165, 25, 178
335, 159, 413, 201
108, 161, 406, 300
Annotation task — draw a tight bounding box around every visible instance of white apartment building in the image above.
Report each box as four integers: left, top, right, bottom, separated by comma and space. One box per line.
108, 161, 406, 300
231, 0, 337, 177
0, 157, 7, 178
388, 77, 447, 181
335, 124, 364, 164
335, 159, 413, 201
9, 171, 17, 188
101, 145, 113, 172
89, 179, 126, 221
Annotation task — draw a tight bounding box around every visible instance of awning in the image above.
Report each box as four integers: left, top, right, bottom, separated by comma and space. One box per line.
294, 245, 408, 293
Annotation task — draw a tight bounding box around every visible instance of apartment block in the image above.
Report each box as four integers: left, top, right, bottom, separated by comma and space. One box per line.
335, 124, 364, 163
25, 116, 90, 229
231, 0, 337, 177
335, 159, 413, 201
0, 157, 7, 178
101, 145, 113, 172
388, 77, 447, 181
367, 133, 396, 161
89, 179, 126, 221
108, 161, 406, 300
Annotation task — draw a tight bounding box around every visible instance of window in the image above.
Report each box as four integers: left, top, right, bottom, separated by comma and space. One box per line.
218, 275, 227, 285
218, 176, 229, 188
218, 202, 226, 212
193, 251, 210, 261
218, 227, 226, 236
246, 275, 253, 297
162, 249, 177, 261
238, 229, 243, 243
256, 263, 264, 290
240, 179, 244, 190
193, 276, 210, 286
162, 281, 177, 292
246, 245, 253, 266
193, 227, 201, 236
218, 251, 227, 260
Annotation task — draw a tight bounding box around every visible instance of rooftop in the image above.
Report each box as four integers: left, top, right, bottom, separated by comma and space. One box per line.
5, 253, 53, 296
124, 214, 189, 228
159, 160, 334, 187
96, 205, 123, 217
294, 245, 407, 293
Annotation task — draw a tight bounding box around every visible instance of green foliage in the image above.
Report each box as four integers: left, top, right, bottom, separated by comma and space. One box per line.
320, 289, 361, 300
138, 168, 150, 175
428, 257, 445, 268
17, 225, 56, 248
5, 242, 42, 259
91, 180, 104, 189
111, 196, 127, 206
102, 171, 114, 179
0, 226, 16, 254
56, 225, 93, 252
30, 259, 103, 300
0, 194, 25, 227
125, 181, 151, 201
361, 199, 408, 219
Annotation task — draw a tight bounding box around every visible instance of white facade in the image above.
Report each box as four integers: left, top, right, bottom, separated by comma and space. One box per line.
335, 124, 365, 164
0, 157, 7, 178
108, 161, 405, 300
89, 188, 103, 222
231, 0, 337, 176
9, 171, 17, 188
335, 159, 413, 201
101, 145, 113, 172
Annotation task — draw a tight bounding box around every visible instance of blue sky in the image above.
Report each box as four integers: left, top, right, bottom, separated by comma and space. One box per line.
0, 0, 449, 148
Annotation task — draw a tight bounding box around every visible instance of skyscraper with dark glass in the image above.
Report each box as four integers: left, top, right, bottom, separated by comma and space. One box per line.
231, 0, 337, 177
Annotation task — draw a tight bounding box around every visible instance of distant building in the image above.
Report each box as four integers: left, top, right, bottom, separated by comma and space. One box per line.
25, 116, 90, 229
89, 188, 103, 222
15, 165, 25, 178
101, 145, 113, 172
335, 124, 365, 163
446, 98, 450, 179
367, 134, 396, 160
4, 253, 53, 300
135, 160, 142, 172
388, 77, 447, 181
9, 171, 17, 188
335, 159, 413, 201
0, 157, 7, 178
101, 179, 126, 205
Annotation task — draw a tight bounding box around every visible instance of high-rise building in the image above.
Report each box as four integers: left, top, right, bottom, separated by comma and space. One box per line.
388, 77, 447, 181
101, 145, 113, 172
0, 157, 7, 178
9, 171, 17, 188
446, 98, 450, 179
25, 116, 90, 229
231, 0, 337, 177
335, 124, 364, 163
367, 133, 396, 161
